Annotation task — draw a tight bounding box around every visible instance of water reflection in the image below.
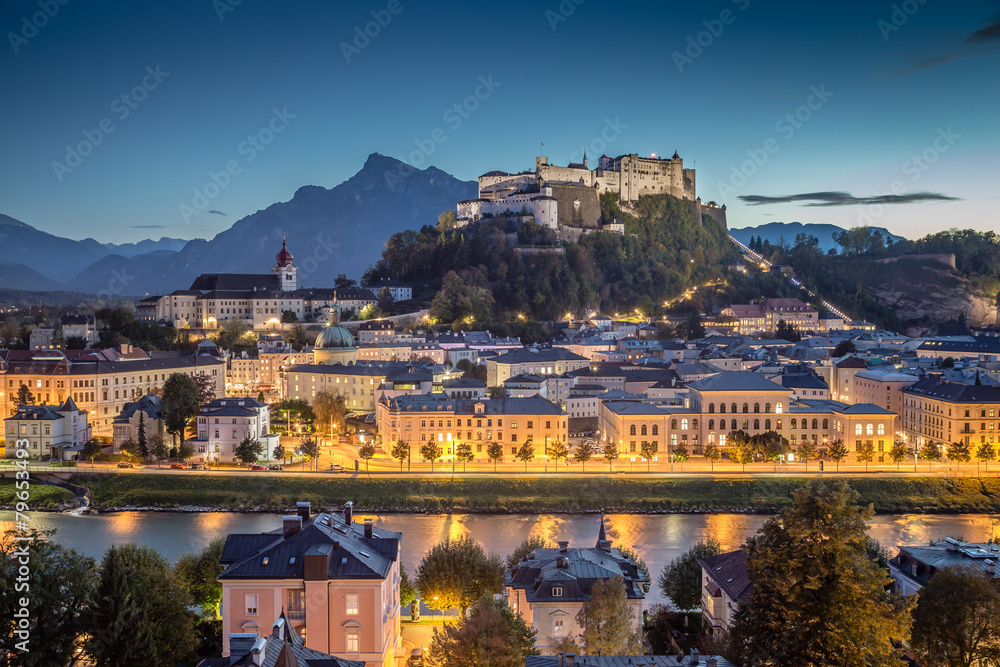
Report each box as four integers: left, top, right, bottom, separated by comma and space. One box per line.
6, 510, 1000, 605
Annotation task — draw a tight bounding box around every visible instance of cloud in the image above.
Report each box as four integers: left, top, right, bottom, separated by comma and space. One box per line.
130, 224, 169, 229
739, 191, 960, 207
888, 10, 1000, 77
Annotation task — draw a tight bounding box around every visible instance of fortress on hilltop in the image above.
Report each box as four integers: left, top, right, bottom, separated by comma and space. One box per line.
456, 151, 726, 239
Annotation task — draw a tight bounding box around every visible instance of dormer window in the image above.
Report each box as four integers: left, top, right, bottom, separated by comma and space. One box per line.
552, 586, 563, 597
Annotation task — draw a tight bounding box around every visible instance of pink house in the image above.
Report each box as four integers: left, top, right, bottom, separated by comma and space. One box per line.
218, 502, 402, 667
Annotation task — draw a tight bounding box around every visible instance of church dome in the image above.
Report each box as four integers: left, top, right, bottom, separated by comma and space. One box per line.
315, 324, 355, 349
275, 239, 294, 267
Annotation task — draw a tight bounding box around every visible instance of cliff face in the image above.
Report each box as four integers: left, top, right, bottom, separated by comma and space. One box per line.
856, 258, 998, 325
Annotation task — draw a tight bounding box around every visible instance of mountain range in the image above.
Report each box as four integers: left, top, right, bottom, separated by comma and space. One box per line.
729, 222, 907, 252
0, 154, 476, 295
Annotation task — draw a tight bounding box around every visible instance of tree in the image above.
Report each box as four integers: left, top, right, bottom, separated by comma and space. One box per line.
514, 441, 535, 471
487, 442, 504, 471
921, 441, 943, 469
728, 481, 911, 667
427, 595, 538, 667
488, 385, 509, 400
548, 440, 568, 471
272, 442, 286, 464
313, 390, 347, 441
948, 440, 972, 468
400, 563, 419, 620
82, 437, 103, 465
299, 438, 319, 469
673, 442, 689, 470
174, 538, 225, 619
193, 373, 216, 406
505, 536, 552, 571
421, 441, 443, 471
797, 440, 818, 471
577, 576, 643, 656
685, 312, 706, 340
602, 441, 620, 471
0, 528, 96, 666
889, 440, 910, 471
455, 442, 474, 471
415, 536, 504, 613
234, 435, 264, 467
257, 391, 266, 403
358, 442, 377, 471
910, 565, 1000, 667
827, 438, 849, 471
120, 437, 143, 462
334, 273, 357, 289
977, 441, 996, 471
136, 411, 148, 458
178, 440, 195, 462
430, 269, 495, 325
775, 319, 801, 342
856, 440, 875, 471
704, 442, 721, 471
730, 439, 754, 471
658, 539, 723, 610
832, 340, 857, 357
162, 373, 199, 447
149, 433, 168, 468
573, 440, 595, 471
281, 309, 298, 323
15, 383, 34, 407
65, 334, 87, 350
86, 543, 195, 666
391, 440, 409, 471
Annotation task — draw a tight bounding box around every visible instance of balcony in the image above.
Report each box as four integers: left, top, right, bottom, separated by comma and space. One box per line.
286, 608, 305, 621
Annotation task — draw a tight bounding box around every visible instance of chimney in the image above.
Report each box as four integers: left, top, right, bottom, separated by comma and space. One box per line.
364, 518, 374, 539
283, 515, 302, 537
707, 659, 719, 667
688, 648, 701, 665
251, 637, 267, 666
558, 540, 569, 553
297, 501, 311, 522
565, 654, 575, 667
557, 653, 564, 667
344, 501, 354, 525
272, 617, 286, 642
228, 633, 257, 664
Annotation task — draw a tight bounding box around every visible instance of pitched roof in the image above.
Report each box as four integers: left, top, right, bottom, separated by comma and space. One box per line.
832, 403, 894, 415
491, 348, 589, 364
699, 550, 750, 602
902, 376, 1000, 403
506, 542, 648, 603
688, 372, 787, 393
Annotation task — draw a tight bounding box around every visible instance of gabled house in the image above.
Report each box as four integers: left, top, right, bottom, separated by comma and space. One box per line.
112, 393, 164, 450
505, 521, 648, 653
698, 550, 750, 632
3, 397, 90, 460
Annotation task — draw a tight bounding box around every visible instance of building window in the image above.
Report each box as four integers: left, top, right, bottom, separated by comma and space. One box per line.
245, 594, 258, 615
346, 629, 360, 652
554, 619, 565, 637
552, 586, 563, 597
346, 593, 359, 615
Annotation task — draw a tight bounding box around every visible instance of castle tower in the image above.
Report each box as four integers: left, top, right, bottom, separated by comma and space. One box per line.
272, 238, 298, 291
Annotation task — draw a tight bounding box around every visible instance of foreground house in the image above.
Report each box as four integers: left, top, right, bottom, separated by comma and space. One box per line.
699, 550, 750, 633
218, 502, 402, 667
889, 537, 1000, 596
199, 611, 364, 667
506, 521, 648, 654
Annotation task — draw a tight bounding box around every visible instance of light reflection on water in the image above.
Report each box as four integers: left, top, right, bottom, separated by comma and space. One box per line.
4, 510, 998, 605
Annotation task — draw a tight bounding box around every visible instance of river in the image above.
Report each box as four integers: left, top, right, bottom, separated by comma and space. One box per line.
4, 511, 999, 605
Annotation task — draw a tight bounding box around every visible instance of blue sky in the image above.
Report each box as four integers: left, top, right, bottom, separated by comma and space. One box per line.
2, 0, 998, 243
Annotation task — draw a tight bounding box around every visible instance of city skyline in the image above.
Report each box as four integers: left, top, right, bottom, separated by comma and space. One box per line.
1, 0, 999, 244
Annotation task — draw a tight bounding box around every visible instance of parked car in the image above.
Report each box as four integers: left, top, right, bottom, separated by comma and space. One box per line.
169, 464, 185, 470
268, 464, 284, 471
191, 463, 207, 470
117, 462, 134, 469
409, 648, 424, 667
250, 464, 266, 470
328, 464, 345, 472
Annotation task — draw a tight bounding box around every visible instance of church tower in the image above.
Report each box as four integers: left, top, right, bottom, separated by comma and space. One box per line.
272, 238, 298, 291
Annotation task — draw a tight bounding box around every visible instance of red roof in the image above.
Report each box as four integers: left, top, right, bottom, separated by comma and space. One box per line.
275, 239, 294, 267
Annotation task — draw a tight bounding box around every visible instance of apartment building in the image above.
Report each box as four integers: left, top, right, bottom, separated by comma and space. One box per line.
902, 376, 1000, 450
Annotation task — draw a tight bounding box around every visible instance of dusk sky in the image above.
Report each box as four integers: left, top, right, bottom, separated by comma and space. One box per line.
2, 0, 998, 244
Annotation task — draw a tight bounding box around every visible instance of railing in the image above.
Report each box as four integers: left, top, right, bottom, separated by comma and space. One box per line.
285, 609, 305, 620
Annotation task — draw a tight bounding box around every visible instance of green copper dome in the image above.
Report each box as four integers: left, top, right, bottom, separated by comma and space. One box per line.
315, 324, 355, 349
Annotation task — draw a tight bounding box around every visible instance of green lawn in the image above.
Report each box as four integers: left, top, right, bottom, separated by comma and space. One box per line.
0, 479, 76, 507
65, 474, 1000, 513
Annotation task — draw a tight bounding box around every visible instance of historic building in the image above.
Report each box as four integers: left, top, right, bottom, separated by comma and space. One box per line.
111, 393, 164, 450
506, 521, 648, 654
699, 551, 749, 633
190, 396, 278, 464
136, 240, 377, 329
486, 347, 589, 388
218, 502, 402, 667
313, 307, 358, 366
720, 298, 820, 335
902, 376, 1000, 451
3, 397, 90, 460
375, 394, 568, 460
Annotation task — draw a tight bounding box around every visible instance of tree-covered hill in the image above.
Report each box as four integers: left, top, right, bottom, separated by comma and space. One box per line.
364, 193, 740, 323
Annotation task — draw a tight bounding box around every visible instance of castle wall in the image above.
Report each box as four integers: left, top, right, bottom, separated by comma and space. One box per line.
538, 164, 594, 186
548, 184, 601, 229
479, 173, 536, 198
